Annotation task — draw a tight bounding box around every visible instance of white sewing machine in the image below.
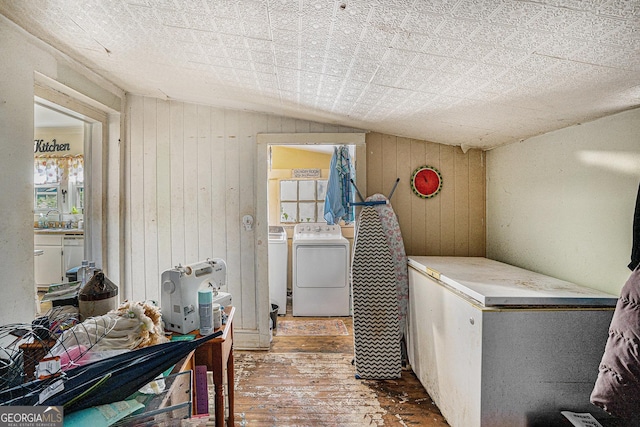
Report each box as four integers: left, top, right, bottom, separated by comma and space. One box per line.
161, 258, 232, 334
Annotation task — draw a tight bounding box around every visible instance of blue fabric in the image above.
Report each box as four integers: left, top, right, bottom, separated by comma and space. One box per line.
324, 146, 354, 225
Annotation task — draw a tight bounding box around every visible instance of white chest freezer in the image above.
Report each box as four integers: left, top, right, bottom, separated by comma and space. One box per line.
407, 256, 618, 427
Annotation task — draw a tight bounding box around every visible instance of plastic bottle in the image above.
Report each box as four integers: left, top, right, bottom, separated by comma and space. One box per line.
79, 260, 89, 285
212, 303, 222, 330
198, 289, 213, 335
88, 261, 96, 282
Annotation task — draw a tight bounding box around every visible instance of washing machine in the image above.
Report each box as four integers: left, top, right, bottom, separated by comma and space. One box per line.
268, 226, 288, 316
292, 222, 350, 316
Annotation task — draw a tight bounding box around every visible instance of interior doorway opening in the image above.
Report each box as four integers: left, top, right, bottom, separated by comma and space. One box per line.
256, 133, 366, 346
266, 144, 357, 316
34, 98, 87, 223
32, 93, 108, 314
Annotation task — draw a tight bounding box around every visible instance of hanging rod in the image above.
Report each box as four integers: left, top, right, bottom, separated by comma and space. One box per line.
349, 178, 399, 206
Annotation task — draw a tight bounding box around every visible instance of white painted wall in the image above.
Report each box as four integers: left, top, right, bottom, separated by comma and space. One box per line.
0, 18, 41, 325
487, 108, 640, 296
0, 16, 123, 325
124, 95, 363, 348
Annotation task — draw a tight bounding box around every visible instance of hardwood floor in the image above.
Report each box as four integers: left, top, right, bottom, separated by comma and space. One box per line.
232, 300, 449, 426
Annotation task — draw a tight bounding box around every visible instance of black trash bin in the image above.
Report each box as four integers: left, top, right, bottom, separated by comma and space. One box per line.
270, 303, 279, 330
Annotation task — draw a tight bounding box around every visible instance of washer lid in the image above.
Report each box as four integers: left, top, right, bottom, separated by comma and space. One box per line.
408, 256, 618, 307
268, 226, 286, 242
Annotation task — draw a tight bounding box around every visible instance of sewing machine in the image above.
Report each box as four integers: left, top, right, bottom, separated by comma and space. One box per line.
161, 258, 232, 334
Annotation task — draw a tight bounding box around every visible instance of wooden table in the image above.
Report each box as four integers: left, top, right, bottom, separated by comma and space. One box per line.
193, 305, 235, 427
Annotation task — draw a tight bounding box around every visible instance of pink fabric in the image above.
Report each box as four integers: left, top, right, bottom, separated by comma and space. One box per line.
58, 345, 91, 371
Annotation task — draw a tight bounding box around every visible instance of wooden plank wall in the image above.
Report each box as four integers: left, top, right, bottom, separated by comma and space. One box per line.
124, 97, 485, 346
366, 133, 485, 257
124, 95, 359, 346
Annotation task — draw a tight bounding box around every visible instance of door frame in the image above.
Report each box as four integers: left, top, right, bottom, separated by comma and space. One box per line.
256, 132, 366, 347
34, 74, 122, 285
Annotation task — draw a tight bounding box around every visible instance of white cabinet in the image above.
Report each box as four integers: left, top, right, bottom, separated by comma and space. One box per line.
34, 234, 63, 285
63, 236, 84, 276
407, 257, 617, 427
35, 233, 84, 286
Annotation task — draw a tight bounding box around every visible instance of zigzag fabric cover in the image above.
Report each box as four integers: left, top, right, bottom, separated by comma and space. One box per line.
351, 206, 402, 379
365, 194, 409, 340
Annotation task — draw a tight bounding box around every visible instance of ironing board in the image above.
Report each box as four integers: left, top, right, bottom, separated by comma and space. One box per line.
351, 202, 402, 379
366, 194, 409, 339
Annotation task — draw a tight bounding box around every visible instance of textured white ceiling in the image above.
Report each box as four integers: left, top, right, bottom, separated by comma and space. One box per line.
2, 0, 639, 150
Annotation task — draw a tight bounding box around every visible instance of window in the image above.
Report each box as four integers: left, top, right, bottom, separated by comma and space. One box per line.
280, 179, 328, 223
35, 185, 60, 211
75, 185, 84, 211
33, 155, 84, 212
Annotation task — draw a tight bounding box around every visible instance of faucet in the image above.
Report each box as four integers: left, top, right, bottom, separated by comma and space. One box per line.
46, 209, 61, 227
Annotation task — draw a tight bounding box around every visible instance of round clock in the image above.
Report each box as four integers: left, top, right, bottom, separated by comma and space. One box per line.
411, 166, 442, 198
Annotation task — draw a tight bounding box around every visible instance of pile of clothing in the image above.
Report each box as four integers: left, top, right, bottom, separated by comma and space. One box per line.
46, 300, 168, 371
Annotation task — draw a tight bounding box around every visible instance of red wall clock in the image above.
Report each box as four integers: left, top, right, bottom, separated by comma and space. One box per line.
411, 166, 442, 199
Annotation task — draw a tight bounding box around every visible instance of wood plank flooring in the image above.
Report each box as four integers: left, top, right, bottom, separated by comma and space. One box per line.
232, 301, 449, 426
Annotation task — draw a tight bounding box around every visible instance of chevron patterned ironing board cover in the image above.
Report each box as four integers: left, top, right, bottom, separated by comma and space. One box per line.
351, 201, 402, 379
365, 193, 409, 338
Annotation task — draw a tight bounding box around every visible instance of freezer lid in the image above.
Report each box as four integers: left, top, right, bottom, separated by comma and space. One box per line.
408, 256, 618, 307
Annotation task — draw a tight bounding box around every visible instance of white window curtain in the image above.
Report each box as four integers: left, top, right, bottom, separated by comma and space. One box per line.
34, 155, 83, 185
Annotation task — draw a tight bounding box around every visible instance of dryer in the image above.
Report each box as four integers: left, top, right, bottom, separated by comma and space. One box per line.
292, 223, 350, 316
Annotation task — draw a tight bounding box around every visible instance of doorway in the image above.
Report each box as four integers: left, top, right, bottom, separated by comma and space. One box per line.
33, 96, 100, 312
267, 144, 357, 315
255, 133, 366, 346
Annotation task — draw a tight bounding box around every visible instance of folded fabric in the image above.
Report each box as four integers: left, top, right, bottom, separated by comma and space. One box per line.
63, 399, 144, 427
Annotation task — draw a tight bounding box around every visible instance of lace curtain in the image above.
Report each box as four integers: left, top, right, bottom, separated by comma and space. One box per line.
34, 155, 83, 185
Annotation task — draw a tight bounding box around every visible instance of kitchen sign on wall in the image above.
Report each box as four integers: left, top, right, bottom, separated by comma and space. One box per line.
34, 139, 71, 153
